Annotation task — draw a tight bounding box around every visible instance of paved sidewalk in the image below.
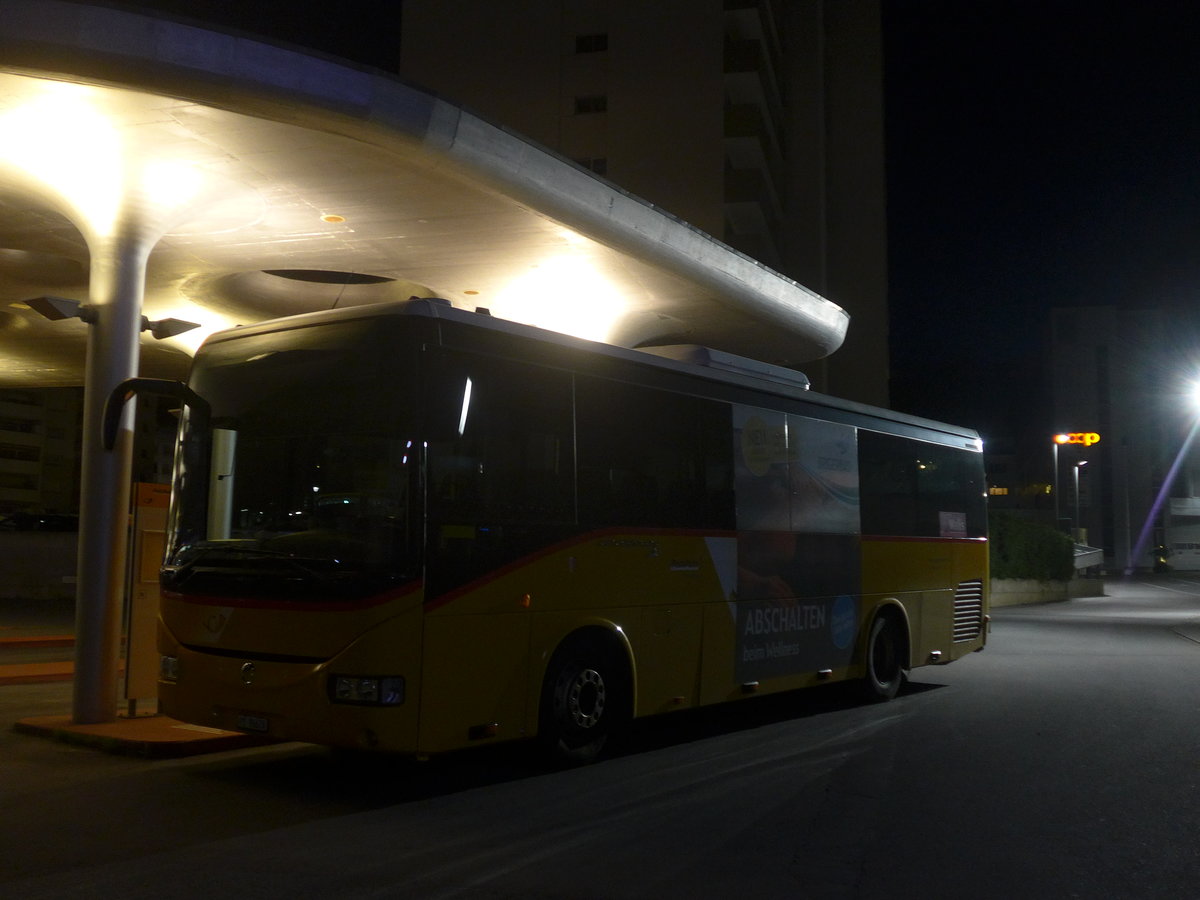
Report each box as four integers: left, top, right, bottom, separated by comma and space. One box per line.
2, 596, 270, 757
0, 595, 73, 637
0, 596, 75, 685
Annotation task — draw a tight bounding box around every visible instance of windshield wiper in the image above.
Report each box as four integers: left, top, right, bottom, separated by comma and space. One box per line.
165, 544, 349, 588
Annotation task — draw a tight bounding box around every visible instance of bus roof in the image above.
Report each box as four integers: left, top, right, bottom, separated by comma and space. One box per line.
202, 298, 983, 448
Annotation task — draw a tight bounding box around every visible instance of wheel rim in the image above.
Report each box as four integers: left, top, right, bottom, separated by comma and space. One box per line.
870, 621, 898, 686
564, 667, 606, 730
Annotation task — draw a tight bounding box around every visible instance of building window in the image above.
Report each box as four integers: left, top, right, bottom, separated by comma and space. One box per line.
989, 486, 1010, 496
575, 33, 608, 53
0, 472, 37, 491
0, 417, 37, 434
574, 94, 608, 115
575, 157, 608, 175
0, 390, 38, 406
0, 443, 40, 462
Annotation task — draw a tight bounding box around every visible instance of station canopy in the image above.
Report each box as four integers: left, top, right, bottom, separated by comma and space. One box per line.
0, 0, 848, 388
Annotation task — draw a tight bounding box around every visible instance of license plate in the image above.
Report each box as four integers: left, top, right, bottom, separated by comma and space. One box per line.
236, 714, 269, 733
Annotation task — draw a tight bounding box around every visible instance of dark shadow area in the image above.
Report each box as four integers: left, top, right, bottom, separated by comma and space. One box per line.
618, 677, 944, 757
186, 677, 948, 809
0, 675, 950, 883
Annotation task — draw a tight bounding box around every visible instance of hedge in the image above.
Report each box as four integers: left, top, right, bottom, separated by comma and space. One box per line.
988, 513, 1075, 582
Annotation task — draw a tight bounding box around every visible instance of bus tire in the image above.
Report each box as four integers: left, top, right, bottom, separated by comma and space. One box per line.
539, 636, 628, 765
861, 612, 905, 703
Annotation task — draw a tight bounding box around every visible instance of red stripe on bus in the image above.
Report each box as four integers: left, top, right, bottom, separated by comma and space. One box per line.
424, 527, 737, 612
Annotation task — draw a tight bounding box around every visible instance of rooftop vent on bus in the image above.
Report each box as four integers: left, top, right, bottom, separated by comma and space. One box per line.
638, 344, 810, 390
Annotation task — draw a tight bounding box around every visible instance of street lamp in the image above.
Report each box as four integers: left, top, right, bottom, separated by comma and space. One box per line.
1053, 434, 1068, 528
26, 295, 200, 339
1073, 460, 1089, 541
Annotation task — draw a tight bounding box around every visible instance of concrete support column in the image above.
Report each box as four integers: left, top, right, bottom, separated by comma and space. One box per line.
71, 235, 151, 725
0, 82, 217, 724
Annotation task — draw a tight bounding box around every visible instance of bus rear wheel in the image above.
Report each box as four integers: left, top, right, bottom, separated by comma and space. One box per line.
861, 612, 905, 702
540, 639, 627, 765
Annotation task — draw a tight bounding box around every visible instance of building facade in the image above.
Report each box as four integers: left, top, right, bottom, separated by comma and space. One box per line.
399, 0, 888, 405
0, 387, 82, 515
1047, 306, 1198, 571
0, 388, 175, 517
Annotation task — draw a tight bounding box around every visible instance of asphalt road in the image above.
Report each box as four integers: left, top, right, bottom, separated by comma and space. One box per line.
3, 576, 1199, 898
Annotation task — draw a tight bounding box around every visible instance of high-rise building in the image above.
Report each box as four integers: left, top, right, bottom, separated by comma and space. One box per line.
0, 386, 173, 517
400, 0, 887, 404
0, 387, 82, 515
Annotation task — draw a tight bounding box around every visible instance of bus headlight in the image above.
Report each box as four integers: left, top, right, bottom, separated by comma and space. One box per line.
159, 655, 180, 683
329, 675, 405, 706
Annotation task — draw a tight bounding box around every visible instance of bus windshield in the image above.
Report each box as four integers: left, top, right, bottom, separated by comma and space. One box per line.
163, 320, 420, 601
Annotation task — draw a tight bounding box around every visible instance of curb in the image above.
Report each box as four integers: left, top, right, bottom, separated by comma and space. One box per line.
0, 634, 74, 649
0, 662, 73, 685
0, 634, 75, 684
13, 714, 275, 759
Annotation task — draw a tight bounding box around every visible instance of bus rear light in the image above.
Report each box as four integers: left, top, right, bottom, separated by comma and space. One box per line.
159, 655, 179, 683
329, 675, 405, 706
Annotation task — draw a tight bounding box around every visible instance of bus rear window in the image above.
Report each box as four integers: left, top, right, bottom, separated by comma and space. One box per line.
858, 431, 986, 539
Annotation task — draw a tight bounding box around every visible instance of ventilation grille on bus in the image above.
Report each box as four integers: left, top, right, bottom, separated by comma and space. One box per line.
953, 580, 985, 642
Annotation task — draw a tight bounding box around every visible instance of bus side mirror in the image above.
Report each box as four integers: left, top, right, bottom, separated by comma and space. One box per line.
102, 377, 211, 451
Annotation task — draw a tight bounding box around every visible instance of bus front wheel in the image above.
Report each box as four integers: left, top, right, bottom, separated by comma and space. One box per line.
539, 638, 628, 765
861, 612, 905, 702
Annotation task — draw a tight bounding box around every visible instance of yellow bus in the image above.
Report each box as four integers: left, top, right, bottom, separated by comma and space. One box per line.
140, 298, 987, 762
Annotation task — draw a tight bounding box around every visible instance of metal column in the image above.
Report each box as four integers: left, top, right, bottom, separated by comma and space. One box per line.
71, 235, 151, 724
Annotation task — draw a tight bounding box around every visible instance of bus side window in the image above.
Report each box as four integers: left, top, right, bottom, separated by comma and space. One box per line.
426, 352, 574, 524
425, 351, 575, 596
575, 377, 733, 529
859, 431, 986, 539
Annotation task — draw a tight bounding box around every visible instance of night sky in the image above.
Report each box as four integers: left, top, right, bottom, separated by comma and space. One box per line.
883, 1, 1200, 442
128, 1, 404, 71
